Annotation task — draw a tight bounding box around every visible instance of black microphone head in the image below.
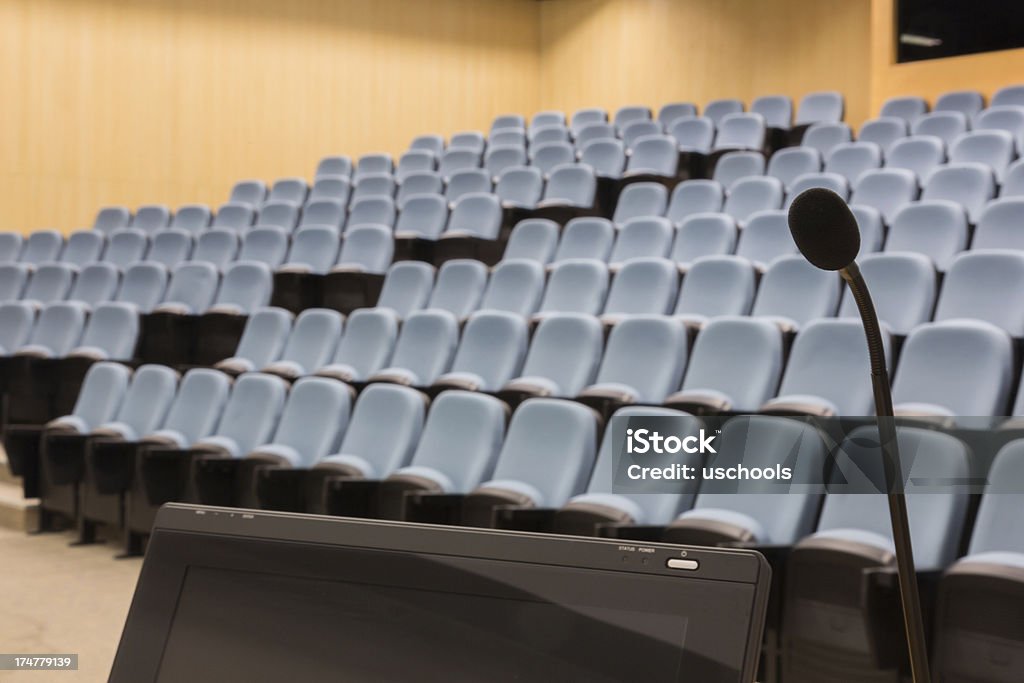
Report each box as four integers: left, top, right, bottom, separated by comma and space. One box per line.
787, 187, 861, 271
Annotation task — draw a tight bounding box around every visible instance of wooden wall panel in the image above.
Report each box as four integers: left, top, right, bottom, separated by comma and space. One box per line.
0, 0, 540, 233
869, 0, 1024, 117
538, 0, 872, 130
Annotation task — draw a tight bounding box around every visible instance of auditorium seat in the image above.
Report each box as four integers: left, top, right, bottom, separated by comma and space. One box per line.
67, 263, 119, 309
368, 309, 459, 387
533, 164, 597, 221
553, 406, 703, 535
722, 176, 784, 225
837, 252, 936, 336
578, 139, 626, 179
850, 205, 885, 256
781, 426, 970, 682
392, 193, 448, 260
600, 258, 679, 321
704, 99, 744, 126
460, 398, 597, 528
434, 193, 503, 264
670, 213, 737, 268
667, 317, 783, 414
489, 130, 526, 149
262, 308, 344, 380
666, 180, 724, 224
354, 153, 394, 180
20, 230, 64, 265
147, 231, 192, 269
215, 307, 293, 376
570, 108, 608, 136
484, 145, 526, 181
140, 368, 231, 450
438, 148, 481, 181
613, 105, 651, 132
608, 218, 674, 266
532, 141, 573, 178
672, 255, 757, 326
396, 150, 437, 182
850, 168, 919, 223
87, 364, 178, 442
130, 206, 171, 235
351, 174, 397, 204
784, 173, 850, 208
879, 95, 928, 123
751, 95, 793, 129
212, 202, 255, 231
60, 231, 105, 268
68, 302, 137, 361
0, 264, 28, 301
255, 201, 301, 234
315, 155, 353, 179
499, 313, 603, 400
228, 180, 268, 207
713, 151, 766, 190
238, 228, 288, 268
268, 178, 309, 205
892, 320, 1014, 426
345, 196, 396, 233
554, 218, 614, 262
620, 121, 663, 150
425, 259, 487, 319
315, 308, 398, 384
279, 227, 340, 273
115, 263, 167, 313
190, 372, 288, 459
0, 303, 34, 354
409, 135, 445, 158
102, 230, 147, 270
309, 176, 352, 206
170, 205, 211, 234
45, 362, 130, 435
396, 172, 442, 207
1003, 159, 1024, 197
885, 200, 968, 270
332, 224, 393, 272
935, 89, 985, 118
933, 250, 1024, 337
713, 113, 766, 152
532, 111, 566, 132
530, 124, 570, 147
735, 209, 797, 269
307, 383, 425, 501
922, 162, 996, 223
949, 129, 1016, 180
577, 315, 688, 412
886, 135, 947, 181
0, 233, 22, 263
973, 197, 1024, 250
477, 260, 544, 316
612, 183, 668, 225
449, 131, 486, 155
376, 390, 507, 521
973, 106, 1024, 152
432, 310, 528, 393
374, 262, 435, 318
823, 141, 882, 186
502, 219, 559, 264
751, 255, 841, 331
494, 166, 543, 209
992, 83, 1024, 107
857, 116, 908, 152
573, 123, 616, 151
766, 147, 821, 190
912, 111, 969, 147
299, 199, 346, 232
93, 207, 132, 234
192, 230, 239, 270
796, 91, 844, 125
622, 135, 679, 183
206, 262, 270, 315
22, 263, 75, 308
658, 102, 698, 128
669, 116, 715, 152
932, 439, 1024, 683
442, 168, 489, 205
664, 416, 827, 544
801, 122, 852, 158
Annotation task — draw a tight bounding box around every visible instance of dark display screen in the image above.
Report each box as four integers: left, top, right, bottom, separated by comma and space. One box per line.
898, 0, 1024, 63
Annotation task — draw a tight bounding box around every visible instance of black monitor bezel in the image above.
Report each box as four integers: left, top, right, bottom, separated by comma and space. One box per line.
111, 504, 771, 682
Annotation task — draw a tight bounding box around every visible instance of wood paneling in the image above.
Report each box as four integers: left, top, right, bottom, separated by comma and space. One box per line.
0, 0, 540, 233
869, 0, 1024, 119
538, 0, 872, 130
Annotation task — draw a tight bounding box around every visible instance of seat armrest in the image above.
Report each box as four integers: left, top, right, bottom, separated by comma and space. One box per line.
759, 400, 835, 418
664, 390, 731, 415
663, 516, 757, 546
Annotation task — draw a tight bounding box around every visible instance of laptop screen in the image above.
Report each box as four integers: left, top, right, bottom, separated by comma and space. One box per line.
112, 505, 769, 683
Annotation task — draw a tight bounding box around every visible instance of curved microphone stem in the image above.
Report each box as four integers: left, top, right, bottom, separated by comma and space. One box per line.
841, 262, 931, 683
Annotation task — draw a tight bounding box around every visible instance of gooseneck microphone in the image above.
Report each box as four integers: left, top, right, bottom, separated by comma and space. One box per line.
788, 188, 931, 683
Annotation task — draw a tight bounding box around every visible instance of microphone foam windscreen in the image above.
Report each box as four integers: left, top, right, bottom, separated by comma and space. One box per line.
787, 187, 861, 271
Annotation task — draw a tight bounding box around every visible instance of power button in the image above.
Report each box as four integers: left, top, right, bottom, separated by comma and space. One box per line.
666, 558, 699, 571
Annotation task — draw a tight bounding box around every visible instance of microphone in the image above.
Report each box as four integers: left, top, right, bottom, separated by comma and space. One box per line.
788, 188, 931, 683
